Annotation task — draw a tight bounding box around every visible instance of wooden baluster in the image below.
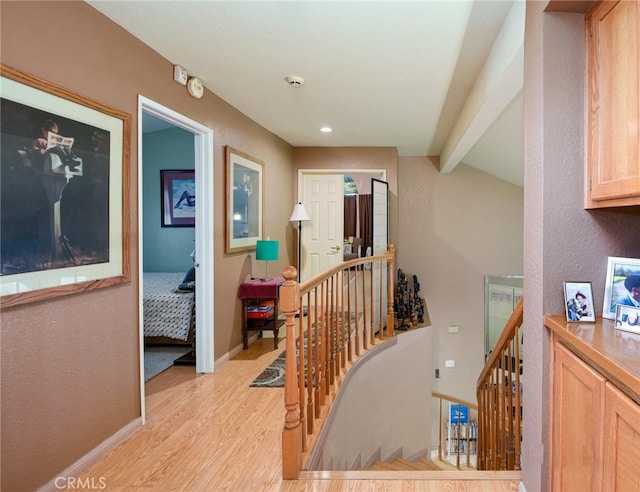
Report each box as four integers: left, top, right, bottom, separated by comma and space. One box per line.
514, 327, 522, 470
347, 267, 353, 363
368, 266, 375, 344
354, 265, 361, 356
323, 282, 330, 398
361, 266, 368, 350
305, 291, 314, 436
386, 244, 395, 338
313, 288, 321, 420
438, 397, 443, 462
281, 267, 302, 479
297, 300, 306, 451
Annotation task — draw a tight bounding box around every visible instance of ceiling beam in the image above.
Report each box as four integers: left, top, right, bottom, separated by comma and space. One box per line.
439, 0, 524, 174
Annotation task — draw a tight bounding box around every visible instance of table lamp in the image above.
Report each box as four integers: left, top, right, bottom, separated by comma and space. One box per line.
256, 239, 278, 281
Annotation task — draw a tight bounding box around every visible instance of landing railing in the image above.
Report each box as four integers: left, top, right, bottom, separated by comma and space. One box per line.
432, 391, 478, 470
476, 296, 523, 471
280, 244, 395, 479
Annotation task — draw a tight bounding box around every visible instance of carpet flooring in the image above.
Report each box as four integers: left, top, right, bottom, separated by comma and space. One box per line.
144, 346, 192, 381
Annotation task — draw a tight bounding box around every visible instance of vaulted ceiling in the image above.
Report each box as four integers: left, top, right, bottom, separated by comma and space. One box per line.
88, 0, 524, 187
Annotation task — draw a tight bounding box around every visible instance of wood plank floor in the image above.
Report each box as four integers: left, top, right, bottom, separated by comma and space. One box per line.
77, 338, 521, 491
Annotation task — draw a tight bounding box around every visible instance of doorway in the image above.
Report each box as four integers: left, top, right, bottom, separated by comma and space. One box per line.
138, 96, 214, 421
298, 169, 386, 281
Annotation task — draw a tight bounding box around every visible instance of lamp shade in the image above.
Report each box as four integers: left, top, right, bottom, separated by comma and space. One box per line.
289, 202, 311, 222
256, 239, 279, 261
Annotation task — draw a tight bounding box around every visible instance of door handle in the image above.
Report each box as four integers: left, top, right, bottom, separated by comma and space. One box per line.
330, 245, 341, 252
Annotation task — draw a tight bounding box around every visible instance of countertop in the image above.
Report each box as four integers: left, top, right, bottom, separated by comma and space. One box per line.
545, 314, 640, 404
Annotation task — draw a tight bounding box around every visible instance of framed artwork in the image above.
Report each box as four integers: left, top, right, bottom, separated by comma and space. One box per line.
161, 169, 195, 227
0, 65, 131, 308
225, 146, 263, 253
603, 256, 640, 320
614, 304, 640, 335
563, 281, 595, 323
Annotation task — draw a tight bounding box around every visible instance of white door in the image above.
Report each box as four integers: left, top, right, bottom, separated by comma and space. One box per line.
301, 173, 343, 281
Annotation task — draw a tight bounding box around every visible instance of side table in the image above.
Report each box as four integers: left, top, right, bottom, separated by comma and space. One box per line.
238, 277, 285, 350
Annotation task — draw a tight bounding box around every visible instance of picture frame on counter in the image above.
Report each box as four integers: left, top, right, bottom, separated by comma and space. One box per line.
563, 281, 596, 323
615, 304, 640, 335
603, 256, 640, 320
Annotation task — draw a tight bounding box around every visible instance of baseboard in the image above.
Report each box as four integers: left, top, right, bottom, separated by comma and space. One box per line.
37, 417, 142, 491
214, 333, 259, 369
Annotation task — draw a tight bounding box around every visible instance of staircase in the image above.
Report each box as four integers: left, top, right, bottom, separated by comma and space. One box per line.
369, 457, 459, 471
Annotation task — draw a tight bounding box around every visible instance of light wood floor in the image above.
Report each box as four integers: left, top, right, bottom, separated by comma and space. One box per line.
77, 338, 521, 491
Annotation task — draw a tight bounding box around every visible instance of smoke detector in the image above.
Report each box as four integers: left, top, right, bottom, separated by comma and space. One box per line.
285, 75, 305, 87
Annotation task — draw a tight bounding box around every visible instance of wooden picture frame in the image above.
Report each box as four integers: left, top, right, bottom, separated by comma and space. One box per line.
0, 64, 131, 308
225, 146, 263, 253
161, 169, 195, 227
563, 281, 596, 323
603, 256, 640, 319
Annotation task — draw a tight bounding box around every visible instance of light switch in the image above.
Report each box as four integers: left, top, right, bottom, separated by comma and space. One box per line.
445, 359, 456, 368
448, 325, 459, 334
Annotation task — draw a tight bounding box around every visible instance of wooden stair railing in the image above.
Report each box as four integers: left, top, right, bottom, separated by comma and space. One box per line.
281, 244, 395, 479
432, 391, 478, 470
476, 296, 523, 471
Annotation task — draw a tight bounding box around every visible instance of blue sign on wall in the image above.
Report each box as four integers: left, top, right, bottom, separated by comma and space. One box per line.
450, 404, 469, 424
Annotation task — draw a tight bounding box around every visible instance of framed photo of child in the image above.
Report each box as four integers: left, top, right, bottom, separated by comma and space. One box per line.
563, 281, 596, 323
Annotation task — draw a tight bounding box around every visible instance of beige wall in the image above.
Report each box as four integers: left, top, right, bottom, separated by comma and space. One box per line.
397, 157, 524, 403
0, 2, 293, 490
523, 6, 640, 491
292, 146, 399, 248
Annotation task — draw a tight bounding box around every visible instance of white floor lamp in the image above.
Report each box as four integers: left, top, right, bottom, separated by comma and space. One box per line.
289, 202, 311, 283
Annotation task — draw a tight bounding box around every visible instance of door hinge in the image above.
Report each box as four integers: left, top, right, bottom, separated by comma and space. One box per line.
589, 179, 592, 192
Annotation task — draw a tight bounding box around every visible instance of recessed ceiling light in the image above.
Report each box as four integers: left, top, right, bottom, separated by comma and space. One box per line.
320, 126, 332, 133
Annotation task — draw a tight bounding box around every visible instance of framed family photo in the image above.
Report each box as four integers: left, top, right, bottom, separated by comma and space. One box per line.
0, 64, 131, 308
603, 256, 640, 320
225, 146, 263, 254
614, 304, 640, 335
563, 281, 596, 323
161, 169, 195, 227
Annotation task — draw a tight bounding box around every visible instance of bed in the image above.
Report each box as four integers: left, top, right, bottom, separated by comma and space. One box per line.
143, 272, 195, 346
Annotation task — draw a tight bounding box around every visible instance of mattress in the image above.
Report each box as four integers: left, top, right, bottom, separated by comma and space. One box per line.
143, 272, 195, 341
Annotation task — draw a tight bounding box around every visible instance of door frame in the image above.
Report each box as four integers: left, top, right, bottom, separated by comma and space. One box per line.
297, 169, 387, 274
138, 96, 214, 421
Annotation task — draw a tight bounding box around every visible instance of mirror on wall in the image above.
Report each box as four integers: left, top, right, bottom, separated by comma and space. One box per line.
485, 275, 523, 358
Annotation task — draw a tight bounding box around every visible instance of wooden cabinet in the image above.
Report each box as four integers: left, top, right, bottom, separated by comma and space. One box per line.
550, 330, 640, 491
603, 383, 640, 491
552, 341, 605, 492
585, 0, 640, 208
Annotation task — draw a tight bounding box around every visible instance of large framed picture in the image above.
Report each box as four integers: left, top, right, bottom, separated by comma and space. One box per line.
603, 257, 640, 320
161, 169, 195, 227
225, 146, 263, 253
563, 281, 596, 323
0, 64, 131, 308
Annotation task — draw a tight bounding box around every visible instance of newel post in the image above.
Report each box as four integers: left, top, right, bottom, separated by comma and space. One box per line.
386, 243, 395, 337
280, 266, 302, 479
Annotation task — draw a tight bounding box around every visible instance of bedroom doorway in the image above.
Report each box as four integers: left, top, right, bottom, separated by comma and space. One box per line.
138, 97, 214, 420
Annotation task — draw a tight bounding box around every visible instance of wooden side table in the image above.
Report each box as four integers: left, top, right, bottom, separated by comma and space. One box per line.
238, 277, 285, 350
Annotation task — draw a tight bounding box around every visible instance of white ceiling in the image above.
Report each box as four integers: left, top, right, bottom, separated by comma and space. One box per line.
88, 0, 524, 187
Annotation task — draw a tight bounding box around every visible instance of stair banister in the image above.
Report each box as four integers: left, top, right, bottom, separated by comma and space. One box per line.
280, 244, 395, 479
